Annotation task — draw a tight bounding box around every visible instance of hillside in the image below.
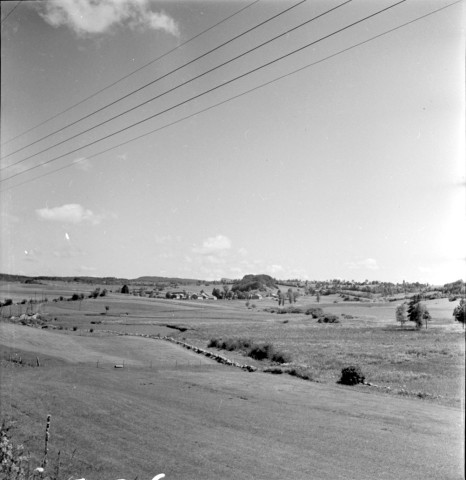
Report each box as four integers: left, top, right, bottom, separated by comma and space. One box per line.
231, 274, 277, 292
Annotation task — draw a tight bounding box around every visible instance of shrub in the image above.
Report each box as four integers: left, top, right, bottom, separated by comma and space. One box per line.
271, 349, 292, 364
338, 366, 365, 385
89, 329, 94, 333
305, 307, 323, 318
72, 326, 77, 331
263, 367, 284, 374
207, 338, 221, 348
0, 421, 29, 479
247, 343, 290, 363
208, 337, 253, 351
453, 298, 465, 327
248, 343, 274, 361
317, 315, 340, 324
288, 367, 315, 381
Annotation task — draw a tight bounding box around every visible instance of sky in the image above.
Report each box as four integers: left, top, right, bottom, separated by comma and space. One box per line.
0, 0, 464, 284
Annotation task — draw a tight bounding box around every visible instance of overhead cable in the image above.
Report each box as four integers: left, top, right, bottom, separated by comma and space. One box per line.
1, 0, 351, 171
0, 0, 21, 25
1, 0, 307, 160
6, 0, 454, 190
0, 0, 261, 146
1, 0, 458, 192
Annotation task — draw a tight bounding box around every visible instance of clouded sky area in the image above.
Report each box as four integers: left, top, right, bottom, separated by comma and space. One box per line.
1, 0, 464, 284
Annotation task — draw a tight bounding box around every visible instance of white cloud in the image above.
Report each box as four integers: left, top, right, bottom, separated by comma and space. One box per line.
192, 235, 232, 255
38, 0, 180, 37
36, 204, 103, 225
346, 258, 380, 271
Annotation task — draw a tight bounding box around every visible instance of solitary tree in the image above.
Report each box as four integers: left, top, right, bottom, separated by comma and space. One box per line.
453, 298, 465, 328
396, 304, 407, 327
407, 296, 431, 329
287, 288, 294, 304
277, 289, 285, 306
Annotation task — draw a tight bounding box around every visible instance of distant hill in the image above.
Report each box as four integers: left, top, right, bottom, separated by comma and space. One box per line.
231, 274, 277, 292
0, 273, 201, 286
135, 276, 202, 284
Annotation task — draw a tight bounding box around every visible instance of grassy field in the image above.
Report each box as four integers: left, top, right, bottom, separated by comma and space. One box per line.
6, 284, 460, 406
1, 281, 464, 479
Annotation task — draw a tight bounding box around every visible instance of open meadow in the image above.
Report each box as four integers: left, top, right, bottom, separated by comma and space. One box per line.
1, 281, 464, 479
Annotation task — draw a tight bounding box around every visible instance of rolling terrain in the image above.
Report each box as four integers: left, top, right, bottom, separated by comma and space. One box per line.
1, 322, 463, 480
0, 281, 464, 479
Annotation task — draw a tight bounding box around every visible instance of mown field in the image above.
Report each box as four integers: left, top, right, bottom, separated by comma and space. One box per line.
0, 281, 464, 479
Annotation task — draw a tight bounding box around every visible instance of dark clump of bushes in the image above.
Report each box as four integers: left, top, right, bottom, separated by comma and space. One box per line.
305, 307, 324, 318
263, 366, 284, 374
208, 337, 253, 351
317, 314, 340, 324
248, 343, 291, 363
288, 367, 316, 381
264, 306, 302, 314
338, 366, 365, 385
208, 337, 291, 364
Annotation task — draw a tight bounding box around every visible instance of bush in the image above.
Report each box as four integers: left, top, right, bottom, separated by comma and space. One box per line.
247, 343, 290, 363
0, 422, 29, 478
317, 315, 340, 324
208, 337, 252, 351
207, 338, 221, 348
288, 367, 315, 381
72, 326, 78, 331
263, 367, 284, 374
248, 343, 274, 361
339, 366, 365, 385
208, 338, 290, 363
305, 307, 324, 318
271, 349, 292, 364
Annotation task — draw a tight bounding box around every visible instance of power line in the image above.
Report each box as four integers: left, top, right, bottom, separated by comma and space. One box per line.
1, 0, 350, 170
1, 0, 21, 25
0, 0, 261, 146
1, 0, 307, 161
0, 0, 407, 184
1, 0, 459, 193
6, 0, 450, 189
